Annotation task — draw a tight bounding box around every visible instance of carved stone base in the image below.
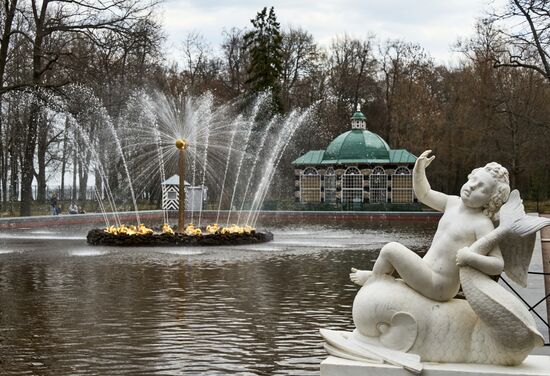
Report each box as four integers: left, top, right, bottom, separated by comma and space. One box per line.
320, 356, 550, 376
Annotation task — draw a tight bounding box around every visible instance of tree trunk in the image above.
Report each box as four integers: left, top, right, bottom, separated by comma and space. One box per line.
78, 151, 89, 202
0, 0, 19, 211
19, 102, 39, 216
0, 0, 18, 92
0, 100, 5, 210
9, 145, 18, 213
510, 123, 520, 187
72, 147, 77, 201
20, 0, 47, 216
36, 113, 48, 202
95, 165, 103, 200
60, 117, 69, 200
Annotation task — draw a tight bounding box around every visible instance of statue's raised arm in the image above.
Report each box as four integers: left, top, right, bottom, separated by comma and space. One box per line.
413, 150, 448, 212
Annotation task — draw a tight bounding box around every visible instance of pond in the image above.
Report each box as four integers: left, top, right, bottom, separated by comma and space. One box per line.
0, 221, 435, 375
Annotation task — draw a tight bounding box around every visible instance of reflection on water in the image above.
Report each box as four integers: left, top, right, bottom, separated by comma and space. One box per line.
0, 222, 434, 375
156, 249, 205, 256
69, 250, 109, 257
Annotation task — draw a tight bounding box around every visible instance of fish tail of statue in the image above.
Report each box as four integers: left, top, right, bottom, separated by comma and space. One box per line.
178, 148, 185, 233
459, 266, 544, 357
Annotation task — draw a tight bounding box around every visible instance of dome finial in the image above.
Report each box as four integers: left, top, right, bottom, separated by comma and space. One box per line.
350, 104, 366, 130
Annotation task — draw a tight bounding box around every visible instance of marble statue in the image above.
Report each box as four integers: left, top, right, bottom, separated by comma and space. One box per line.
321, 150, 550, 374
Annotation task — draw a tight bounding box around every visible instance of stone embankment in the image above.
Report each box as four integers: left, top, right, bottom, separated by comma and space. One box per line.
0, 210, 442, 230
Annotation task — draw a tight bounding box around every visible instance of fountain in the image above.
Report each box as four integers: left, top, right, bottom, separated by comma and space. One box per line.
85, 91, 313, 246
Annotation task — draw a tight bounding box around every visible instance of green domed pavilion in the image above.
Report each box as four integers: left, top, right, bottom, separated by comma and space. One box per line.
292, 108, 418, 207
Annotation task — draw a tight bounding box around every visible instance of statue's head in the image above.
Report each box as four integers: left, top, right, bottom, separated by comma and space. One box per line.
462, 162, 510, 221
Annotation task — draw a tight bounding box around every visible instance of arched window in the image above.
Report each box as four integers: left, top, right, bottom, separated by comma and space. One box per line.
392, 166, 413, 203
342, 167, 363, 204
324, 167, 336, 204
300, 167, 321, 203
369, 166, 387, 203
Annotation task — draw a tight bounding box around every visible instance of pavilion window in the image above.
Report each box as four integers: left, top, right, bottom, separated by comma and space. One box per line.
391, 166, 413, 203
369, 166, 387, 203
324, 167, 336, 204
300, 167, 321, 203
342, 167, 363, 204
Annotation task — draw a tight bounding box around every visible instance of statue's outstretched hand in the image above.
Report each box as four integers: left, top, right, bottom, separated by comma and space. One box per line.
414, 150, 435, 171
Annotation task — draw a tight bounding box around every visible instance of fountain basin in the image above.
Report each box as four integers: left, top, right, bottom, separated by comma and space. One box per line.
86, 229, 273, 246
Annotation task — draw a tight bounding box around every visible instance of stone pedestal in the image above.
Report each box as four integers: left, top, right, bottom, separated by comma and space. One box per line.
321, 356, 550, 376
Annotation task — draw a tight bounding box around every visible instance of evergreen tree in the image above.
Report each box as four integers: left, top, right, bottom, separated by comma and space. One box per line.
244, 7, 283, 110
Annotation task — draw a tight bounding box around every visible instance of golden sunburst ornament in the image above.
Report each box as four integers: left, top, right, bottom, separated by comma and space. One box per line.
175, 139, 188, 150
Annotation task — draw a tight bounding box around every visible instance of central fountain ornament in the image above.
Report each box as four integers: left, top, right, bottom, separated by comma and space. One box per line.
175, 138, 187, 150
320, 150, 550, 374
175, 138, 188, 234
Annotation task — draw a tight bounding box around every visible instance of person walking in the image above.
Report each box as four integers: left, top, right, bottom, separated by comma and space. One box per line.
50, 193, 58, 215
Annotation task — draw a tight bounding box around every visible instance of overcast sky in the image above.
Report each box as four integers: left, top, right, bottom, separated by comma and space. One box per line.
160, 0, 506, 65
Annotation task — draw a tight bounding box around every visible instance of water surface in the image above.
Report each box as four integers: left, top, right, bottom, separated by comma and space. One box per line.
0, 221, 434, 375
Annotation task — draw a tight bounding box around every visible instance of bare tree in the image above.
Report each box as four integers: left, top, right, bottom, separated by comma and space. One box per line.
10, 0, 158, 215
327, 35, 377, 134
220, 27, 248, 97
280, 27, 319, 111
181, 32, 208, 93
490, 0, 550, 82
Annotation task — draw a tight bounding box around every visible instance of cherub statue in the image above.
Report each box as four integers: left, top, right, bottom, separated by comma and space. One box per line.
321, 150, 550, 373
350, 150, 510, 301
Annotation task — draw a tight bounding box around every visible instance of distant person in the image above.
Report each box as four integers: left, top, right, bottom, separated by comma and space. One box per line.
50, 193, 58, 215
68, 202, 78, 214
78, 206, 86, 214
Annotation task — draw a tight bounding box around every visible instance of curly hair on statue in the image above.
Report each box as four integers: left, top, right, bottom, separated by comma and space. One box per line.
468, 162, 510, 222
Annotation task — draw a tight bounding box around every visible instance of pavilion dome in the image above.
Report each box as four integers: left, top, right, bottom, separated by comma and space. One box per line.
322, 129, 391, 163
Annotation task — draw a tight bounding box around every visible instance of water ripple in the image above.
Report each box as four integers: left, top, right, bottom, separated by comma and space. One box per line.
0, 223, 435, 375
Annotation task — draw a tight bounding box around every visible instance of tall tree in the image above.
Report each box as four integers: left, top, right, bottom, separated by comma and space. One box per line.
244, 7, 283, 109
221, 27, 248, 97
327, 35, 378, 135
280, 27, 320, 111
379, 40, 436, 147
0, 0, 20, 210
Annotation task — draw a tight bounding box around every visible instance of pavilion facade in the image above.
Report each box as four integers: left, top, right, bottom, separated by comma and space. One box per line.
291, 109, 418, 208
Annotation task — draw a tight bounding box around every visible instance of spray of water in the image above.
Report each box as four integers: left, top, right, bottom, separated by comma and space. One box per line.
106, 119, 140, 224
153, 121, 168, 225
249, 107, 316, 227
92, 90, 317, 230
236, 116, 278, 225
70, 117, 121, 227
216, 115, 242, 224
196, 95, 214, 227
225, 93, 268, 226
245, 110, 303, 225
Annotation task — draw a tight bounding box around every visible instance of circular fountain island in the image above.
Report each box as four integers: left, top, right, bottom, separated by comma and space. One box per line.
86, 223, 273, 247
87, 138, 273, 247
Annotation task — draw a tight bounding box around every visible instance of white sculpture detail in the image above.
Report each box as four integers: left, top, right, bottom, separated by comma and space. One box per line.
321, 150, 550, 374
